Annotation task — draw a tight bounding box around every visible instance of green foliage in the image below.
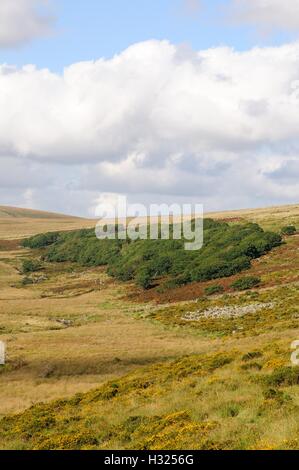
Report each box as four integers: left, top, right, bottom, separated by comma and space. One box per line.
157, 276, 190, 292
23, 220, 281, 289
21, 276, 34, 286
204, 285, 225, 296
136, 267, 155, 290
281, 226, 297, 236
264, 367, 299, 387
241, 362, 262, 371
263, 388, 291, 405
21, 259, 42, 274
231, 276, 261, 291
22, 232, 61, 248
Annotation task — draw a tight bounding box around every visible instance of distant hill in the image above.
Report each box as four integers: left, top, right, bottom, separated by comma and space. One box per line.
0, 206, 81, 220
207, 203, 299, 231
0, 202, 298, 240
0, 206, 95, 240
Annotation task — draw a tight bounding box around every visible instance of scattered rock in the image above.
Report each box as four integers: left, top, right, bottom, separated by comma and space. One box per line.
182, 302, 275, 321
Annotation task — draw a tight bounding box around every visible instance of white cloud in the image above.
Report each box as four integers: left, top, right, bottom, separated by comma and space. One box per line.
0, 39, 299, 214
0, 0, 55, 48
228, 0, 299, 33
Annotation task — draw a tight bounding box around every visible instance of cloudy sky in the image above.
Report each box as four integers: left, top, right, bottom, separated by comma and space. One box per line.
0, 0, 299, 216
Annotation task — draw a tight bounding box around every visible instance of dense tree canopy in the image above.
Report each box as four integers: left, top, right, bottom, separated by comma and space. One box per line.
23, 219, 282, 289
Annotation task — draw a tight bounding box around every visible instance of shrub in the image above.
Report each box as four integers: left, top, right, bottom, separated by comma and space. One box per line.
22, 231, 61, 248
231, 276, 261, 291
263, 388, 291, 404
242, 351, 263, 362
264, 366, 299, 387
21, 259, 42, 274
136, 268, 154, 290
204, 284, 224, 296
281, 226, 297, 236
241, 362, 262, 371
23, 220, 281, 289
21, 276, 34, 286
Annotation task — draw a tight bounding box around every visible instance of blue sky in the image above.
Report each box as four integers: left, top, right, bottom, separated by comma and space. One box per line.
0, 0, 294, 73
0, 0, 299, 216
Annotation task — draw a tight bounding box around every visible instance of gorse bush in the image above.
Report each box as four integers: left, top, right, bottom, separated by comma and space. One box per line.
264, 367, 299, 387
23, 219, 281, 289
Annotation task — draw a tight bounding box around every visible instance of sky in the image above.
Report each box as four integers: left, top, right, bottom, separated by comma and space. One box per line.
0, 0, 299, 216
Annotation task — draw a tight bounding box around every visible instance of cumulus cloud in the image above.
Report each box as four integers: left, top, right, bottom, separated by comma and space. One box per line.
228, 0, 299, 33
0, 0, 55, 48
0, 39, 299, 214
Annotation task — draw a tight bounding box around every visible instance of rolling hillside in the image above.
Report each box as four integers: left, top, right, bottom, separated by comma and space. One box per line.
0, 206, 80, 219
208, 204, 299, 232
0, 203, 298, 450
0, 203, 298, 240
0, 206, 95, 240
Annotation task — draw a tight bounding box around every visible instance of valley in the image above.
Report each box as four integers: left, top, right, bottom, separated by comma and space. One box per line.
0, 204, 298, 449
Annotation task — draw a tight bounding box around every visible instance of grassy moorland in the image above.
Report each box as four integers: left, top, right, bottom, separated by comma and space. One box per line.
0, 206, 95, 240
0, 204, 298, 450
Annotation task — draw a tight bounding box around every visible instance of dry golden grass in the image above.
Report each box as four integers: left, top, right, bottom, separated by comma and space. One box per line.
0, 202, 298, 449
207, 203, 299, 231
0, 246, 219, 416
1, 334, 299, 450
1, 202, 298, 239
0, 206, 95, 240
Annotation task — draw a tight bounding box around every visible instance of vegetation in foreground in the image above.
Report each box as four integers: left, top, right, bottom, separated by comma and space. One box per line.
2, 344, 299, 450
